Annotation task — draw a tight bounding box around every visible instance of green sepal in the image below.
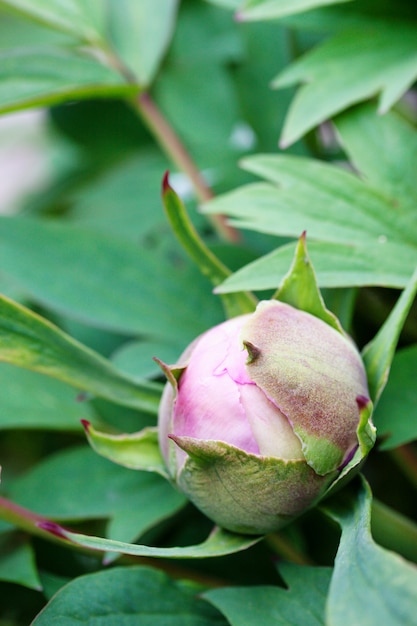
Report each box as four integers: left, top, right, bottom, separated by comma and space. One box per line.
356, 396, 376, 457
162, 173, 257, 318
274, 231, 343, 334
293, 429, 343, 476
82, 421, 169, 479
172, 436, 334, 535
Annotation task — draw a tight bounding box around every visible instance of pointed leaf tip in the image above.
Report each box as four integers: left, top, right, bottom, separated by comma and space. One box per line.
80, 419, 91, 432
356, 395, 371, 411
162, 170, 171, 194
37, 521, 69, 540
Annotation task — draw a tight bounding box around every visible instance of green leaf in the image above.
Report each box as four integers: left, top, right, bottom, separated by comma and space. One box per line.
0, 293, 162, 414
335, 104, 417, 210
275, 232, 343, 333
0, 217, 224, 344
204, 562, 332, 625
112, 337, 181, 380
108, 0, 179, 86
372, 345, 417, 450
162, 174, 257, 318
362, 266, 417, 405
0, 531, 42, 590
0, 0, 105, 44
205, 154, 416, 246
39, 522, 261, 559
6, 445, 185, 546
82, 422, 168, 478
236, 0, 351, 22
214, 239, 417, 293
32, 566, 227, 625
0, 362, 93, 431
0, 48, 137, 116
272, 22, 417, 146
323, 477, 417, 625
203, 153, 417, 292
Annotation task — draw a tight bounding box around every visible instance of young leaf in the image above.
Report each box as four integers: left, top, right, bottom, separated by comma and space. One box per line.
0, 293, 162, 414
204, 563, 332, 626
272, 22, 417, 147
32, 566, 227, 625
275, 231, 343, 333
322, 477, 417, 625
162, 173, 257, 318
82, 421, 169, 478
38, 522, 261, 559
362, 266, 417, 405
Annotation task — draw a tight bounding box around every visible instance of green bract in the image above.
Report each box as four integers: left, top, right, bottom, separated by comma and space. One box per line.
158, 300, 376, 534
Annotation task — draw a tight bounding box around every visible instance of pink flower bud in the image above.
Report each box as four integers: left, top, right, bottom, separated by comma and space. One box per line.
158, 300, 374, 534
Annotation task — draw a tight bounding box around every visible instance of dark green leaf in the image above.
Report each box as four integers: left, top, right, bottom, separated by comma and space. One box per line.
0, 531, 41, 590
362, 266, 417, 404
0, 293, 162, 414
323, 477, 417, 625
32, 566, 227, 625
0, 362, 93, 431
373, 345, 417, 449
204, 562, 332, 625
6, 445, 185, 545
0, 217, 224, 344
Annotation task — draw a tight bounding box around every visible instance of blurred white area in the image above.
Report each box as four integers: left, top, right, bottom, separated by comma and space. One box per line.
0, 109, 51, 215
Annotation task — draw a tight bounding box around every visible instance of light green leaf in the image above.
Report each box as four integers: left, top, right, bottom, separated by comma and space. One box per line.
0, 531, 42, 590
0, 48, 137, 116
204, 562, 332, 625
162, 174, 256, 318
272, 22, 417, 146
372, 345, 417, 450
32, 566, 227, 625
108, 0, 178, 86
204, 154, 416, 245
82, 422, 168, 478
39, 522, 261, 559
323, 477, 417, 625
6, 446, 185, 546
335, 104, 417, 210
112, 338, 181, 380
362, 266, 417, 405
0, 217, 224, 344
0, 0, 105, 44
236, 0, 350, 22
0, 362, 93, 431
275, 232, 343, 332
214, 239, 416, 293
0, 293, 162, 414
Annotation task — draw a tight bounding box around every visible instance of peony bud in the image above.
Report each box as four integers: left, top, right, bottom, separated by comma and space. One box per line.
157, 300, 374, 535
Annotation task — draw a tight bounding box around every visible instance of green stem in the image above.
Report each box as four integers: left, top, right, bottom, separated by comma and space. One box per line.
136, 92, 240, 242
371, 498, 417, 564
266, 532, 314, 565
389, 444, 417, 489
